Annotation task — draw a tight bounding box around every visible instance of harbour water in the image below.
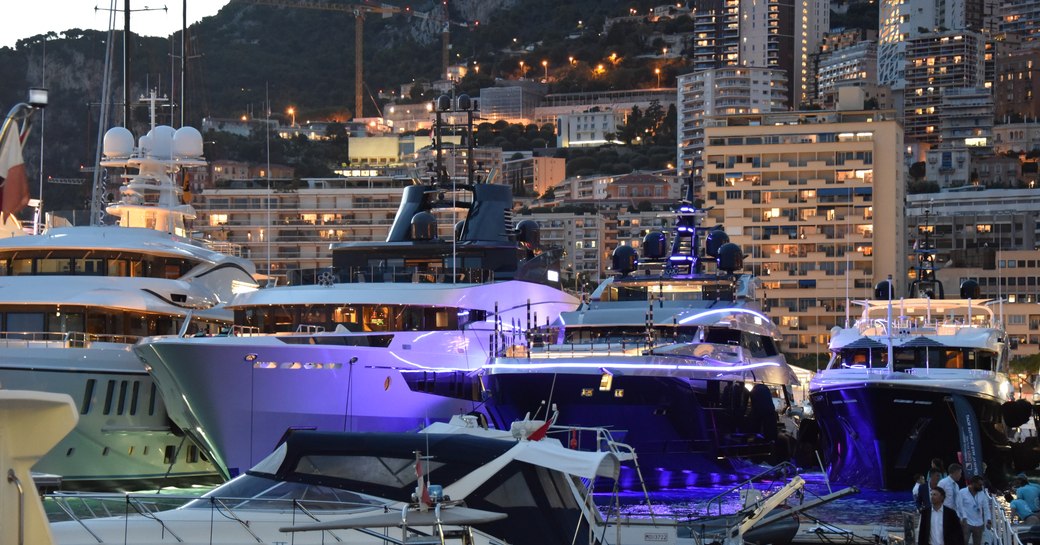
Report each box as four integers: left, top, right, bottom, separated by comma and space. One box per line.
611, 472, 912, 527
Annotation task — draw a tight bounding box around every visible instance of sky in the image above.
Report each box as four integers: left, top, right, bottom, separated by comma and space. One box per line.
1, 1, 231, 49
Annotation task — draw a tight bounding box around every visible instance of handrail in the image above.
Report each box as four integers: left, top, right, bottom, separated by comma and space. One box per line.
7, 469, 24, 545
704, 461, 800, 516
125, 495, 184, 543
990, 493, 1024, 545
210, 497, 264, 543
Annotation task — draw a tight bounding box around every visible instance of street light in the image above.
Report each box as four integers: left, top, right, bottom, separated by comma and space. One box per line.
287, 106, 295, 127
655, 68, 661, 88
541, 60, 548, 81
519, 60, 526, 78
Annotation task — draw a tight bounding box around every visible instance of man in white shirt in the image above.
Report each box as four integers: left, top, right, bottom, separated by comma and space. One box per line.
956, 475, 991, 545
938, 463, 963, 509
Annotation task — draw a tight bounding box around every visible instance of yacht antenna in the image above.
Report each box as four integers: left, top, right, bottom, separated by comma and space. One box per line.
34, 40, 47, 235
90, 0, 120, 226
265, 83, 273, 285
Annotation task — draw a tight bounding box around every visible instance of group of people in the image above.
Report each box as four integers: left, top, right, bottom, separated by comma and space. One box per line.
913, 463, 996, 545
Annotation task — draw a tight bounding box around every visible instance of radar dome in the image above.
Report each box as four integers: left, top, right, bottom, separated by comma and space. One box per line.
515, 220, 541, 248
642, 231, 667, 259
611, 245, 638, 276
148, 125, 176, 159
410, 211, 437, 241
716, 243, 744, 273
960, 279, 981, 299
173, 126, 204, 158
102, 127, 135, 158
705, 226, 730, 258
456, 94, 473, 111
874, 279, 894, 300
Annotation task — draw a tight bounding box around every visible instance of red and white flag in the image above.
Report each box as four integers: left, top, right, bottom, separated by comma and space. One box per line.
0, 126, 29, 216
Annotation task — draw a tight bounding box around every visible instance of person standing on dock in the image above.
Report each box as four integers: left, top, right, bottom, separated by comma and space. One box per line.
918, 470, 943, 511
939, 464, 963, 509
920, 487, 966, 545
956, 475, 992, 545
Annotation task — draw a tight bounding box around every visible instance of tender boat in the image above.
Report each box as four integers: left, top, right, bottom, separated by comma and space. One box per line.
134, 103, 579, 480
48, 414, 809, 545
0, 95, 258, 489
808, 218, 1023, 490
417, 181, 801, 490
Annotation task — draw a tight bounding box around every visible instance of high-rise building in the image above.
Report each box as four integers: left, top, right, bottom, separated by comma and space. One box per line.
677, 67, 788, 178
700, 109, 905, 357
903, 30, 986, 145
690, 0, 827, 107
994, 45, 1040, 120
1000, 0, 1040, 40
816, 40, 881, 108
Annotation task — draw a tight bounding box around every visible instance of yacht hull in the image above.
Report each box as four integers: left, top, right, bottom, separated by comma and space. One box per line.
0, 344, 220, 490
136, 332, 492, 478
479, 371, 789, 490
809, 382, 1010, 490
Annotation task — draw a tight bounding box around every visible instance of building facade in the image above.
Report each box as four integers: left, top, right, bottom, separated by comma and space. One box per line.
903, 30, 986, 145
700, 110, 905, 357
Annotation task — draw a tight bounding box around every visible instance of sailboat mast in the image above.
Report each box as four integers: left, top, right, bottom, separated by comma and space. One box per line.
124, 0, 131, 128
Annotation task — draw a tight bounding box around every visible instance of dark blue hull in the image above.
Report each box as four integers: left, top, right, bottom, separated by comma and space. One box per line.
809, 384, 1012, 491
480, 373, 793, 490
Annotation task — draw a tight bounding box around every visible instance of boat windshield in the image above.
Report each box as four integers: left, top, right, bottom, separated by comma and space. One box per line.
836, 347, 998, 372
186, 474, 383, 511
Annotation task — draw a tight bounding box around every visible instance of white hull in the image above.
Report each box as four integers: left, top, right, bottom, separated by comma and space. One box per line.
138, 330, 496, 477
0, 343, 219, 489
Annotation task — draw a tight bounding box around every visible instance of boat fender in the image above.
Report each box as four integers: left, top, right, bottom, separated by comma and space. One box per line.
569, 428, 578, 449
1003, 399, 1033, 429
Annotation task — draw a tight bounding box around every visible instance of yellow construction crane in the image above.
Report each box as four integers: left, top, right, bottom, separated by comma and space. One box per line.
234, 0, 403, 119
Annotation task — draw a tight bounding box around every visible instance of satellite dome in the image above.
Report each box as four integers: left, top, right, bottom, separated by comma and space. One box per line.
102, 127, 134, 158
173, 126, 204, 158
960, 279, 981, 299
874, 279, 894, 300
611, 245, 638, 276
149, 125, 176, 159
410, 211, 437, 241
515, 220, 541, 248
642, 231, 667, 259
717, 243, 744, 273
705, 226, 730, 258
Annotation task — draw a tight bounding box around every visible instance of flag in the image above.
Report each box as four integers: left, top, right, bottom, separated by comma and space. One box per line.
415, 455, 432, 507
0, 127, 29, 216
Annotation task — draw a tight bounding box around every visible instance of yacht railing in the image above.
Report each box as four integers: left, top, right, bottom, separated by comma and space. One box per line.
288, 266, 497, 286
990, 492, 1025, 545
45, 492, 505, 545
0, 331, 140, 349
858, 316, 997, 336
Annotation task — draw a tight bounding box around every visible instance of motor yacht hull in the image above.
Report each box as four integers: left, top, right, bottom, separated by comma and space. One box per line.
809, 380, 1010, 490
477, 369, 790, 489
0, 344, 220, 490
136, 332, 494, 478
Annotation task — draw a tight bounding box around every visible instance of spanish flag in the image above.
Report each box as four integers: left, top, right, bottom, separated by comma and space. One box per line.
0, 126, 29, 216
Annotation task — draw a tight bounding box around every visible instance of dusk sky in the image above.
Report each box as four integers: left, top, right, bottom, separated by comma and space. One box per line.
1, 1, 230, 49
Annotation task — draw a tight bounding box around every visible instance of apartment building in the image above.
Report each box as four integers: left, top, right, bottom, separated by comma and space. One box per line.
700, 110, 905, 357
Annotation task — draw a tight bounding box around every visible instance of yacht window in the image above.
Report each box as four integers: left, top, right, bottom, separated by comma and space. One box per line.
37, 258, 72, 275
11, 258, 31, 275
295, 455, 444, 488
743, 333, 779, 357
482, 470, 537, 508
6, 312, 44, 333
74, 258, 106, 275
704, 328, 741, 345
0, 258, 7, 275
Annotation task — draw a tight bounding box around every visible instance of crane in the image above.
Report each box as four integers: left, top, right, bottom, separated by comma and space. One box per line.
234, 0, 403, 119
